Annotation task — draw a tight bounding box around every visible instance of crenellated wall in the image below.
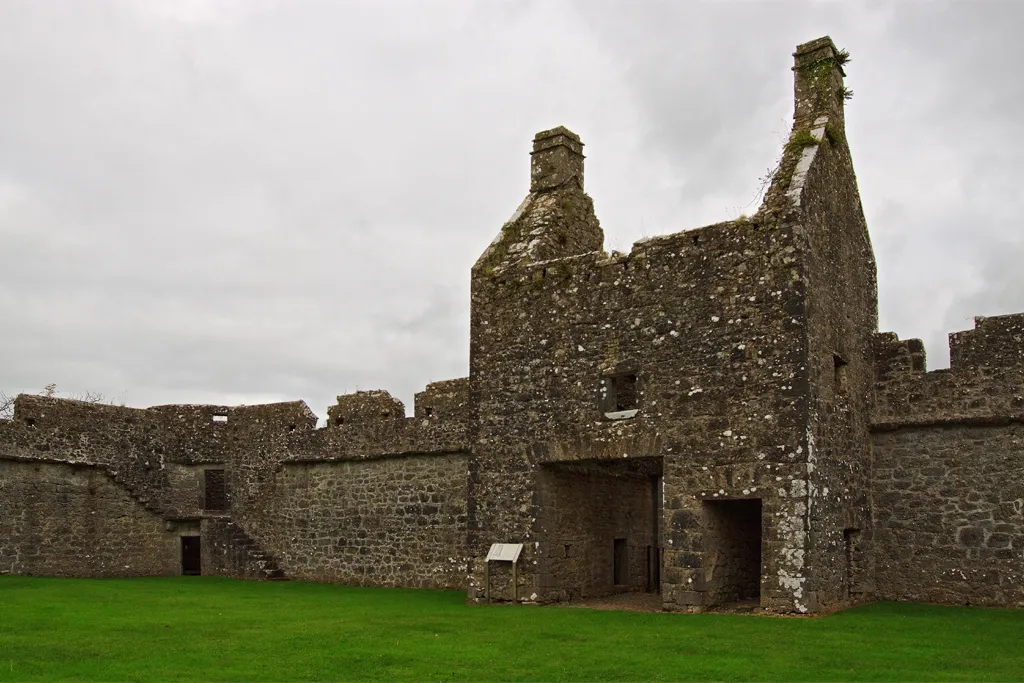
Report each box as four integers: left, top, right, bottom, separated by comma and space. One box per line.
873, 315, 1024, 429
0, 381, 470, 586
870, 314, 1024, 607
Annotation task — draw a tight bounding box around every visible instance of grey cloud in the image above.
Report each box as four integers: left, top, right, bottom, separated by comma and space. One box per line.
1, 0, 1022, 415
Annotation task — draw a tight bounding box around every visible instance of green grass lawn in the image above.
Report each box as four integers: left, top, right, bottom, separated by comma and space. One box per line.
1, 577, 1021, 681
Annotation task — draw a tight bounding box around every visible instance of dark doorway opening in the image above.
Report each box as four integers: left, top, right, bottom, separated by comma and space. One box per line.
535, 457, 662, 602
703, 498, 762, 607
613, 538, 628, 585
646, 545, 662, 593
182, 536, 201, 575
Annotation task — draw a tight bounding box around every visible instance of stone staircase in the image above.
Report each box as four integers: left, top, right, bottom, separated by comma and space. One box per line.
106, 465, 286, 581
106, 467, 171, 520
203, 516, 287, 580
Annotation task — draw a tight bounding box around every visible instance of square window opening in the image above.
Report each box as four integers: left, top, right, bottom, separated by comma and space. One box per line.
602, 373, 639, 414
203, 469, 228, 511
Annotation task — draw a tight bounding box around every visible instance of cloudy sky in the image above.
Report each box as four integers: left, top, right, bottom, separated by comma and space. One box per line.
1, 0, 1022, 420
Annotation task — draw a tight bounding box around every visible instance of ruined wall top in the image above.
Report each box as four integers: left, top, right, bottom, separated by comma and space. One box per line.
873, 313, 1024, 430
473, 126, 603, 275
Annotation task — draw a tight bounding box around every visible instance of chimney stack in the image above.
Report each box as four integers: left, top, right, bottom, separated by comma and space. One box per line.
530, 126, 584, 192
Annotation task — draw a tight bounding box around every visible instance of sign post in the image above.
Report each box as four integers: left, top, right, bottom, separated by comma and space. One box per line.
484, 542, 524, 604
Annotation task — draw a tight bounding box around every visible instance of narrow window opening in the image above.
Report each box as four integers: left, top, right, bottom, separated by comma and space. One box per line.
833, 355, 848, 393
203, 469, 228, 511
614, 374, 638, 410
212, 414, 228, 424
424, 407, 434, 418
844, 528, 862, 598
24, 417, 36, 428
613, 538, 628, 586
382, 411, 390, 418
288, 424, 296, 432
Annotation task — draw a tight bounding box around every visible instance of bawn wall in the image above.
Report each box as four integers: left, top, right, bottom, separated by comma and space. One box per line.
264, 453, 468, 588
870, 313, 1024, 608
0, 458, 178, 576
871, 424, 1024, 607
0, 384, 470, 585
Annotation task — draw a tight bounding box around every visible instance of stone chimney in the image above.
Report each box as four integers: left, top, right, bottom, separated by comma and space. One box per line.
792, 36, 848, 130
530, 126, 585, 192
473, 126, 602, 274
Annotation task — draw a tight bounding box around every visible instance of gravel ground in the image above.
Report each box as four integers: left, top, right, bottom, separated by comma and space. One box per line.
557, 592, 665, 612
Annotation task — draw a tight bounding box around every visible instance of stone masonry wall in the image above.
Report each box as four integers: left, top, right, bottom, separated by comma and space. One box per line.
872, 424, 1024, 607
465, 37, 880, 614
0, 458, 178, 577
265, 453, 468, 588
0, 382, 470, 585
871, 313, 1024, 607
787, 38, 877, 611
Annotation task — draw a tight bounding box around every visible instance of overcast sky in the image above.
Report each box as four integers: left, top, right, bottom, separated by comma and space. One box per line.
1, 0, 1022, 419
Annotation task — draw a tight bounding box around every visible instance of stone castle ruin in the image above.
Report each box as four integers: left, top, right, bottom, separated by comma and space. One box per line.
2, 37, 1022, 613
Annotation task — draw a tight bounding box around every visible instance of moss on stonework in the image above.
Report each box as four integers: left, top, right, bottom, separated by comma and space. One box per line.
795, 47, 852, 111
786, 129, 819, 153
479, 210, 530, 275
824, 123, 845, 146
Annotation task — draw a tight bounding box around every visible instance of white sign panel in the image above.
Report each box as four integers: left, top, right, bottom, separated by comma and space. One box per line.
486, 542, 523, 563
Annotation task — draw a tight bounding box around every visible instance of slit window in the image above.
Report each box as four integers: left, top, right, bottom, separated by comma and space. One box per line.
833, 355, 848, 393
212, 414, 228, 424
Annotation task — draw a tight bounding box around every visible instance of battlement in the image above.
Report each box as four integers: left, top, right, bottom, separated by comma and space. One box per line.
296, 381, 470, 461
326, 390, 406, 428
949, 313, 1024, 370
7, 394, 316, 439
872, 314, 1024, 430
414, 378, 469, 420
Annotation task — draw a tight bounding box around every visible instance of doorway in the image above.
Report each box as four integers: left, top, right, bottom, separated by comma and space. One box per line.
181, 536, 201, 575
535, 457, 662, 601
702, 498, 762, 606
613, 538, 628, 585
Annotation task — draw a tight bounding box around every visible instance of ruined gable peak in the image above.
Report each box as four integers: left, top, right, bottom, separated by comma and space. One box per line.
473, 127, 604, 275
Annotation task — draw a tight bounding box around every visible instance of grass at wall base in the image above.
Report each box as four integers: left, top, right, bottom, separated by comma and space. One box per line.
1, 576, 1021, 681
